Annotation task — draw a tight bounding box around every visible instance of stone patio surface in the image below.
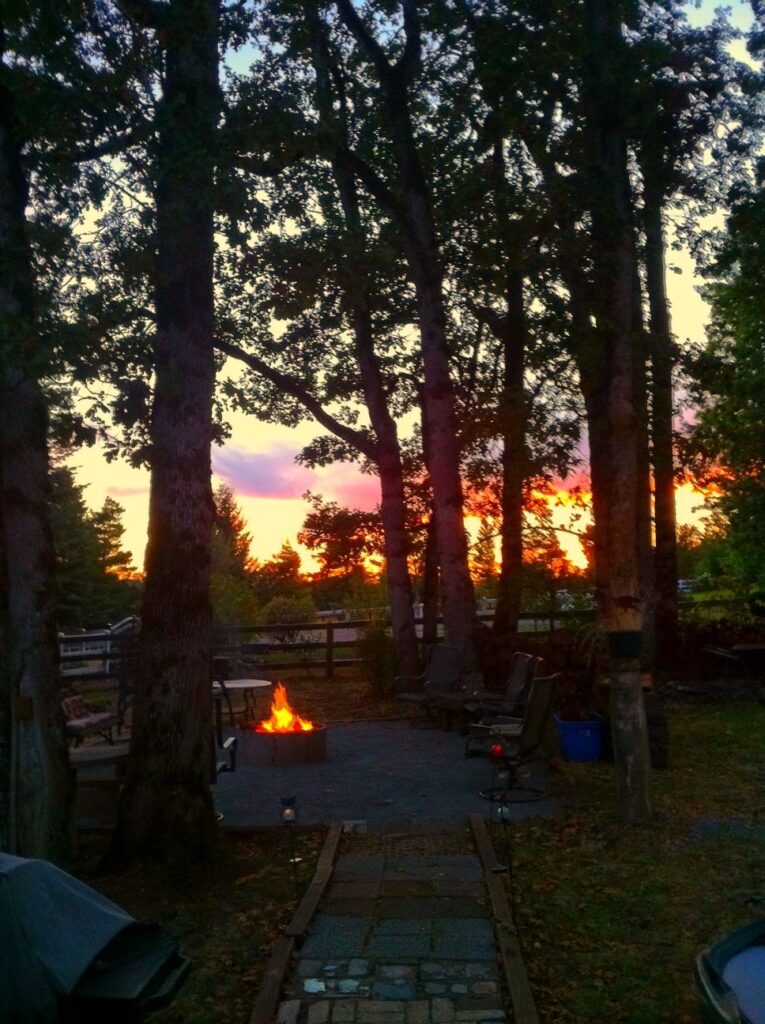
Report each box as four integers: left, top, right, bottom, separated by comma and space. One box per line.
213, 720, 556, 828
279, 851, 508, 1024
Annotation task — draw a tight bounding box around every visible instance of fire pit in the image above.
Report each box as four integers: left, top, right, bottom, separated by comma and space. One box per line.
239, 684, 327, 766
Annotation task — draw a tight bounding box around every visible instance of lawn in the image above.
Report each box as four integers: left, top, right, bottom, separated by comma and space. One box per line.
72, 687, 764, 1024
503, 700, 765, 1024
74, 829, 324, 1024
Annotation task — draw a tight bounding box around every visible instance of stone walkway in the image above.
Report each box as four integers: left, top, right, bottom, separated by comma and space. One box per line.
278, 845, 508, 1024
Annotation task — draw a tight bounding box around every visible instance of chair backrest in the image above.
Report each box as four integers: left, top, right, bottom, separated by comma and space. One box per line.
62, 695, 90, 721
424, 645, 462, 696
518, 673, 560, 757
500, 652, 538, 713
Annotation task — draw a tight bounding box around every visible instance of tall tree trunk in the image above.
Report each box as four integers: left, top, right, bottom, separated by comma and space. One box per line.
643, 186, 678, 670
492, 270, 526, 640
108, 0, 220, 865
632, 269, 655, 675
583, 0, 651, 823
335, 2, 479, 676
0, 69, 73, 859
422, 510, 440, 647
309, 20, 419, 676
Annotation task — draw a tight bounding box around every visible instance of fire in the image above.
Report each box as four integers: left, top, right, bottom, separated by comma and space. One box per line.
256, 683, 314, 733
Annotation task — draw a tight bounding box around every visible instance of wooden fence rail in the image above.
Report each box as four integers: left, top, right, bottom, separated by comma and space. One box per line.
59, 597, 751, 686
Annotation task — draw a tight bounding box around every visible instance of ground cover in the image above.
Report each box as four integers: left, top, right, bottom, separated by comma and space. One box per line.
504, 701, 765, 1024
74, 830, 324, 1024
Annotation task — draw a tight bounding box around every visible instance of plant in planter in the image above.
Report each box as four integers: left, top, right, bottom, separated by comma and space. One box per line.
553, 626, 609, 762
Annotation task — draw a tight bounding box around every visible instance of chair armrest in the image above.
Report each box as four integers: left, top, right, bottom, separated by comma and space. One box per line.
392, 672, 426, 695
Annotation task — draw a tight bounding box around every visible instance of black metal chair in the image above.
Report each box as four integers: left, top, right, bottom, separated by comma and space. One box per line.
463, 652, 539, 746
394, 644, 481, 728
475, 673, 561, 802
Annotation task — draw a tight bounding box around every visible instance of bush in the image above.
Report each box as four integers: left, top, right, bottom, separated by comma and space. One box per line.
211, 573, 259, 626
259, 595, 316, 643
356, 617, 397, 697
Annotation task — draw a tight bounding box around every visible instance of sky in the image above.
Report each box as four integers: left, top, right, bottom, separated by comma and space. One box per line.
67, 0, 755, 575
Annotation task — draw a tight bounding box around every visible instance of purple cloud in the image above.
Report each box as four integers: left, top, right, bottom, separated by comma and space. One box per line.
213, 444, 317, 499
213, 443, 382, 510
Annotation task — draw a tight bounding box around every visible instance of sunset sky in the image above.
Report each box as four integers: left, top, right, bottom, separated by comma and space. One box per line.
67, 0, 753, 576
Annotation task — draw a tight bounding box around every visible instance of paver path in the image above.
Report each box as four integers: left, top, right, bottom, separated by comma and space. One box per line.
278, 845, 508, 1024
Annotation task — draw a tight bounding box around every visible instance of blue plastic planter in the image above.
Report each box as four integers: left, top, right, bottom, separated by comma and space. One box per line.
554, 714, 604, 762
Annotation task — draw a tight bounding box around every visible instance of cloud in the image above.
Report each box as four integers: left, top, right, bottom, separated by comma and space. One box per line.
317, 463, 380, 510
213, 444, 317, 499
213, 442, 382, 510
108, 485, 150, 498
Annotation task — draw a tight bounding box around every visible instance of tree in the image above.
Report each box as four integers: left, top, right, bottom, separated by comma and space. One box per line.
325, 0, 480, 677
210, 484, 258, 625
577, 0, 652, 822
252, 541, 304, 603
471, 518, 498, 590
298, 492, 382, 580
629, 4, 754, 667
108, 0, 223, 866
688, 187, 765, 589
212, 483, 255, 579
50, 467, 138, 628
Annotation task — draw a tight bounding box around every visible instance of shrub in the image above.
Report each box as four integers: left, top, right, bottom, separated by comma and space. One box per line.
356, 617, 397, 697
259, 594, 316, 643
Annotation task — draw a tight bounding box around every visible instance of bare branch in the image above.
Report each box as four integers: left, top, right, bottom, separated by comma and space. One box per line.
217, 339, 378, 461
398, 0, 423, 82
335, 0, 392, 81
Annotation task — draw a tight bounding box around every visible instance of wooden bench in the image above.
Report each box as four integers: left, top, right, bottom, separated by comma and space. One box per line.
702, 646, 745, 676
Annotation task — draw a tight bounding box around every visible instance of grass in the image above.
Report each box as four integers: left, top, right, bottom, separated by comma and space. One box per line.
74, 829, 324, 1024
500, 700, 765, 1024
72, 683, 764, 1023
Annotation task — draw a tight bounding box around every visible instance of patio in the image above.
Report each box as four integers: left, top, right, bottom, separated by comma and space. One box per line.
212, 720, 557, 829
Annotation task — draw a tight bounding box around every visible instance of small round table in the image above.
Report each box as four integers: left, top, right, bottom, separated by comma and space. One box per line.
212, 678, 271, 725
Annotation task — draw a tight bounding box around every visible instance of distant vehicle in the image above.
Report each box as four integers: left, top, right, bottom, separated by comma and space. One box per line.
677, 579, 696, 594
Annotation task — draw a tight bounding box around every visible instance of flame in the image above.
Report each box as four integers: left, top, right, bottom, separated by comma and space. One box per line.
256, 683, 314, 733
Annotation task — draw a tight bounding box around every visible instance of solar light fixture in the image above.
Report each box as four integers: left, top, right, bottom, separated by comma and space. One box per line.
281, 795, 297, 823
280, 796, 301, 901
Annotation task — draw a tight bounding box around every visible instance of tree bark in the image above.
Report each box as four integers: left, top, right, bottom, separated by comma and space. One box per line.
309, 26, 419, 676
0, 68, 73, 859
492, 270, 527, 641
335, 1, 479, 678
582, 0, 652, 823
107, 0, 220, 865
422, 511, 440, 647
644, 187, 679, 669
632, 268, 656, 675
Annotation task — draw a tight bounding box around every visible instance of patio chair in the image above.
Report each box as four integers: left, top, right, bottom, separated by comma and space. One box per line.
61, 695, 117, 747
479, 675, 561, 802
463, 651, 539, 724
394, 644, 462, 720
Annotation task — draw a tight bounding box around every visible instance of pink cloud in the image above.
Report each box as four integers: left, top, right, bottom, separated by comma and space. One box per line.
318, 463, 380, 510
109, 485, 150, 497
213, 443, 381, 509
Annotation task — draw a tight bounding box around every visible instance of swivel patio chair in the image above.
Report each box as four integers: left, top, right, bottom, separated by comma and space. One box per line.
472, 673, 560, 801
395, 644, 468, 726
463, 651, 539, 739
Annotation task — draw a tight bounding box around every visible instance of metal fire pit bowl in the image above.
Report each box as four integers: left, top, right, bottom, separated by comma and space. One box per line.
239, 723, 327, 767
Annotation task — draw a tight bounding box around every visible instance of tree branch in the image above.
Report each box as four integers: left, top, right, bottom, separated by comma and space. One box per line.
65, 121, 153, 163
116, 0, 170, 31
217, 339, 378, 461
335, 0, 392, 81
398, 0, 423, 82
